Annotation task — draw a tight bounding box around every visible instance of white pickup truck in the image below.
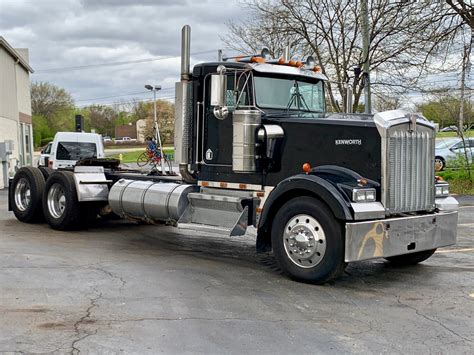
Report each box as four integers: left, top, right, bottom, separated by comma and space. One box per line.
39, 132, 105, 169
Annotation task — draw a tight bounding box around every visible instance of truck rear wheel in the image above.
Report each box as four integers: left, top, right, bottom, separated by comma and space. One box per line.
385, 249, 436, 266
42, 171, 81, 230
10, 167, 46, 223
271, 197, 346, 284
38, 166, 53, 181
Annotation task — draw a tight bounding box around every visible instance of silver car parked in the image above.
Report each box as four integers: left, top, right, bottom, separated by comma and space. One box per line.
435, 137, 474, 171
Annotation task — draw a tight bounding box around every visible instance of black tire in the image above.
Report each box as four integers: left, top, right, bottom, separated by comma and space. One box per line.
435, 156, 445, 171
271, 196, 346, 284
42, 171, 82, 230
385, 249, 436, 266
38, 166, 53, 181
10, 167, 46, 223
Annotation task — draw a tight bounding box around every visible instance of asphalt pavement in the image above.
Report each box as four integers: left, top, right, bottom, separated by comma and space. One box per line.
0, 190, 473, 354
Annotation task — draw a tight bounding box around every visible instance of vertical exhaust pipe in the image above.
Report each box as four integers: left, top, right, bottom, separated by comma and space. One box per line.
175, 25, 196, 183
181, 25, 191, 80
345, 84, 353, 113
283, 45, 290, 62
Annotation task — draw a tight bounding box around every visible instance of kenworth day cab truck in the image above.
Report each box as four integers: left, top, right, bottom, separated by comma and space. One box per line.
9, 26, 458, 284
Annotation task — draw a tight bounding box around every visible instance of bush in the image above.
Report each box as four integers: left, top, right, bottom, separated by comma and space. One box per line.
437, 159, 474, 195
40, 137, 54, 147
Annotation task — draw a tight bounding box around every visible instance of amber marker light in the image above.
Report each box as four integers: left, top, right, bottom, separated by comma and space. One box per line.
251, 56, 266, 63
302, 163, 311, 173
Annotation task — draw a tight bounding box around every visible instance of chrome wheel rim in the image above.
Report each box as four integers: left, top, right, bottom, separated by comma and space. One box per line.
283, 214, 327, 268
14, 178, 31, 212
47, 183, 66, 219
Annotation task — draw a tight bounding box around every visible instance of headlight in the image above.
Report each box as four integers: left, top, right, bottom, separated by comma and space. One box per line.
352, 188, 376, 202
436, 183, 449, 197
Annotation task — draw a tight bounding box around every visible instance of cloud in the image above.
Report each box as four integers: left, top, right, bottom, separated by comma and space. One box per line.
0, 0, 247, 104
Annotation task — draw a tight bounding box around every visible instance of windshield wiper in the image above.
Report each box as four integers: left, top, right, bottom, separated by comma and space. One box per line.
286, 81, 311, 114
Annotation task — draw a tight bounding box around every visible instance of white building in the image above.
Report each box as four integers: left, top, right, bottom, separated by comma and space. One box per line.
0, 37, 34, 189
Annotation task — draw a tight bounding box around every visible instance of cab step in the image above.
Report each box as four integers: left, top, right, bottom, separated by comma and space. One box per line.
177, 188, 258, 236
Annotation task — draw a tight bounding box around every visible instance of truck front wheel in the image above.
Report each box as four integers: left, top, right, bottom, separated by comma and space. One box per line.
10, 167, 45, 223
271, 197, 346, 284
42, 171, 81, 230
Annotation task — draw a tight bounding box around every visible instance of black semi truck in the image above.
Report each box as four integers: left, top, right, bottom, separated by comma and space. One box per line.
9, 25, 458, 284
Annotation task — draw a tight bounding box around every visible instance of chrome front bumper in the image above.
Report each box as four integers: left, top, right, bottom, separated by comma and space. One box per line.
344, 209, 458, 262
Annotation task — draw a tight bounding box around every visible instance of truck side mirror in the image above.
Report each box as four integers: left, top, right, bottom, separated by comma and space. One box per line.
210, 66, 229, 120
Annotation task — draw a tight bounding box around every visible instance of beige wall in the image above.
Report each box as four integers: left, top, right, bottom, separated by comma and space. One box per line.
0, 46, 19, 121
0, 45, 33, 188
16, 62, 32, 116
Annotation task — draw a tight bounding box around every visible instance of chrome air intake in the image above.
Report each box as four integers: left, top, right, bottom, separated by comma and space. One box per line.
374, 110, 435, 214
232, 109, 262, 172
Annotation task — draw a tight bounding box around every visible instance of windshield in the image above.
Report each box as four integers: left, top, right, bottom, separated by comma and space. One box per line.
436, 139, 459, 149
254, 77, 325, 113
56, 142, 97, 160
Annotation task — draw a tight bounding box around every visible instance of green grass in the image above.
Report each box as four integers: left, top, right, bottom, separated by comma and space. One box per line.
437, 166, 474, 195
436, 129, 474, 138
109, 148, 174, 163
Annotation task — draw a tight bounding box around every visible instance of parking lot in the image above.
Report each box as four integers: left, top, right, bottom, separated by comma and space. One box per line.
0, 189, 473, 354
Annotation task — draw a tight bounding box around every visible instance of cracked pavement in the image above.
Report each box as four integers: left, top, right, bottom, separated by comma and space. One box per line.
0, 190, 473, 354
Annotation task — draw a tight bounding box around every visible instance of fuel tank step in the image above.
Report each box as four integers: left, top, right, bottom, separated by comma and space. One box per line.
177, 188, 256, 236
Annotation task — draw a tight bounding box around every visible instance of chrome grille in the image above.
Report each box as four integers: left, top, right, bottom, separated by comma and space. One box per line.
386, 127, 435, 213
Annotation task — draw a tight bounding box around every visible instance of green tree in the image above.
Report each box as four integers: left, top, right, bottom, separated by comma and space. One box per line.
32, 114, 54, 147
31, 81, 75, 146
138, 100, 175, 144
80, 105, 118, 137
416, 95, 473, 129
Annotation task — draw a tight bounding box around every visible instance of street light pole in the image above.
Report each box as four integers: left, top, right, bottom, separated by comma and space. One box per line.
145, 84, 165, 174
361, 0, 372, 114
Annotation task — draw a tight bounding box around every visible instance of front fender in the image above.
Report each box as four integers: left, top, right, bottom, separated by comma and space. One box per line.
259, 174, 353, 229
256, 174, 353, 253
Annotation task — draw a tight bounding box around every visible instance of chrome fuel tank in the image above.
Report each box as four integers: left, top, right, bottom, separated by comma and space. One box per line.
109, 179, 198, 223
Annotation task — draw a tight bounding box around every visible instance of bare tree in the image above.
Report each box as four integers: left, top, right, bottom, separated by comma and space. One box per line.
446, 0, 473, 29
223, 0, 464, 112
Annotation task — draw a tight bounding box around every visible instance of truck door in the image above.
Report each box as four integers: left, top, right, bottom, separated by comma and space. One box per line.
203, 74, 251, 167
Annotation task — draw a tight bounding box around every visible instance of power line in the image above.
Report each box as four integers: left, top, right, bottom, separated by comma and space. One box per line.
76, 94, 175, 108
74, 87, 174, 102
34, 49, 218, 73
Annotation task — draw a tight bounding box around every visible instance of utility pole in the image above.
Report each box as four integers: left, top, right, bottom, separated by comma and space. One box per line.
361, 0, 371, 114
458, 32, 472, 179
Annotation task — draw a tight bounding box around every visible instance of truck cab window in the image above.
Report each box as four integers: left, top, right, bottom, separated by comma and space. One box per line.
254, 76, 325, 113
222, 73, 251, 112
56, 142, 97, 160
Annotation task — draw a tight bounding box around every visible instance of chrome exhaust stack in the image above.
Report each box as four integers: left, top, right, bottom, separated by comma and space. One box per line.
175, 25, 196, 183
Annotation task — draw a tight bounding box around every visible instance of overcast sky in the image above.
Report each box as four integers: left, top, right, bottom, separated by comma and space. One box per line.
1, 0, 471, 110
0, 0, 246, 106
